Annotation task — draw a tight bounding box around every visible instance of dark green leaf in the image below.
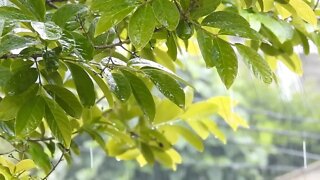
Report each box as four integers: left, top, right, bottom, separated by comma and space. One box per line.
128, 58, 193, 87
44, 97, 72, 147
4, 68, 38, 96
166, 34, 177, 60
236, 43, 273, 84
140, 143, 155, 164
82, 65, 114, 107
15, 95, 45, 136
152, 0, 180, 31
10, 0, 46, 21
196, 28, 214, 67
0, 34, 36, 56
212, 37, 238, 89
31, 21, 62, 40
202, 11, 250, 29
298, 31, 310, 55
52, 4, 87, 29
70, 32, 94, 60
176, 20, 194, 40
190, 0, 221, 19
143, 68, 185, 108
44, 84, 83, 118
128, 4, 156, 50
105, 70, 131, 102
121, 69, 155, 121
66, 62, 96, 107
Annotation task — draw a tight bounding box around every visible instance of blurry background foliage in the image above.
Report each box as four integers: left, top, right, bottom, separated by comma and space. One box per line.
0, 0, 319, 179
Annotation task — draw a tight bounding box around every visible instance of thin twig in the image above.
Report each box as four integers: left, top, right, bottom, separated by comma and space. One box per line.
94, 39, 131, 49
41, 151, 65, 180
27, 137, 55, 142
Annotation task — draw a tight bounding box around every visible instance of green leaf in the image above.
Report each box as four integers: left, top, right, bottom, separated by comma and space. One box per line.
128, 4, 156, 50
152, 0, 180, 31
128, 58, 193, 87
143, 68, 185, 108
288, 0, 317, 26
0, 65, 12, 86
44, 97, 72, 147
190, 0, 221, 19
105, 70, 132, 102
15, 95, 45, 136
0, 34, 36, 56
4, 68, 38, 96
236, 43, 273, 84
140, 143, 155, 164
31, 21, 62, 40
196, 28, 214, 67
166, 34, 177, 60
121, 69, 155, 121
91, 0, 136, 15
0, 84, 38, 121
70, 32, 94, 60
44, 84, 83, 118
164, 125, 204, 151
0, 6, 35, 21
212, 37, 238, 89
154, 99, 183, 125
52, 4, 87, 29
202, 11, 250, 29
66, 62, 96, 107
14, 159, 36, 174
28, 142, 51, 173
202, 119, 226, 144
176, 20, 194, 40
95, 7, 134, 36
256, 13, 294, 43
10, 0, 46, 21
82, 65, 114, 107
219, 26, 263, 40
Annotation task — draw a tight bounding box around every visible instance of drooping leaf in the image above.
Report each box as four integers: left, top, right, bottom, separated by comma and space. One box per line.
196, 28, 214, 67
82, 65, 114, 107
15, 95, 45, 136
105, 70, 132, 102
128, 4, 156, 50
91, 0, 136, 15
0, 34, 36, 56
121, 69, 155, 121
14, 159, 36, 174
44, 97, 72, 147
31, 21, 62, 40
128, 58, 193, 87
212, 37, 238, 89
52, 4, 87, 29
152, 0, 180, 31
143, 68, 185, 108
66, 62, 96, 107
166, 34, 177, 60
236, 43, 273, 84
4, 68, 38, 96
44, 84, 83, 118
190, 0, 221, 19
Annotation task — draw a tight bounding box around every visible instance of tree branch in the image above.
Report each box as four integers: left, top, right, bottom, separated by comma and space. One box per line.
41, 151, 66, 180
94, 39, 131, 50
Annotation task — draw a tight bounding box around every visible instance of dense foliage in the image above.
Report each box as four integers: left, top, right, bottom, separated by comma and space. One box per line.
0, 0, 318, 179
